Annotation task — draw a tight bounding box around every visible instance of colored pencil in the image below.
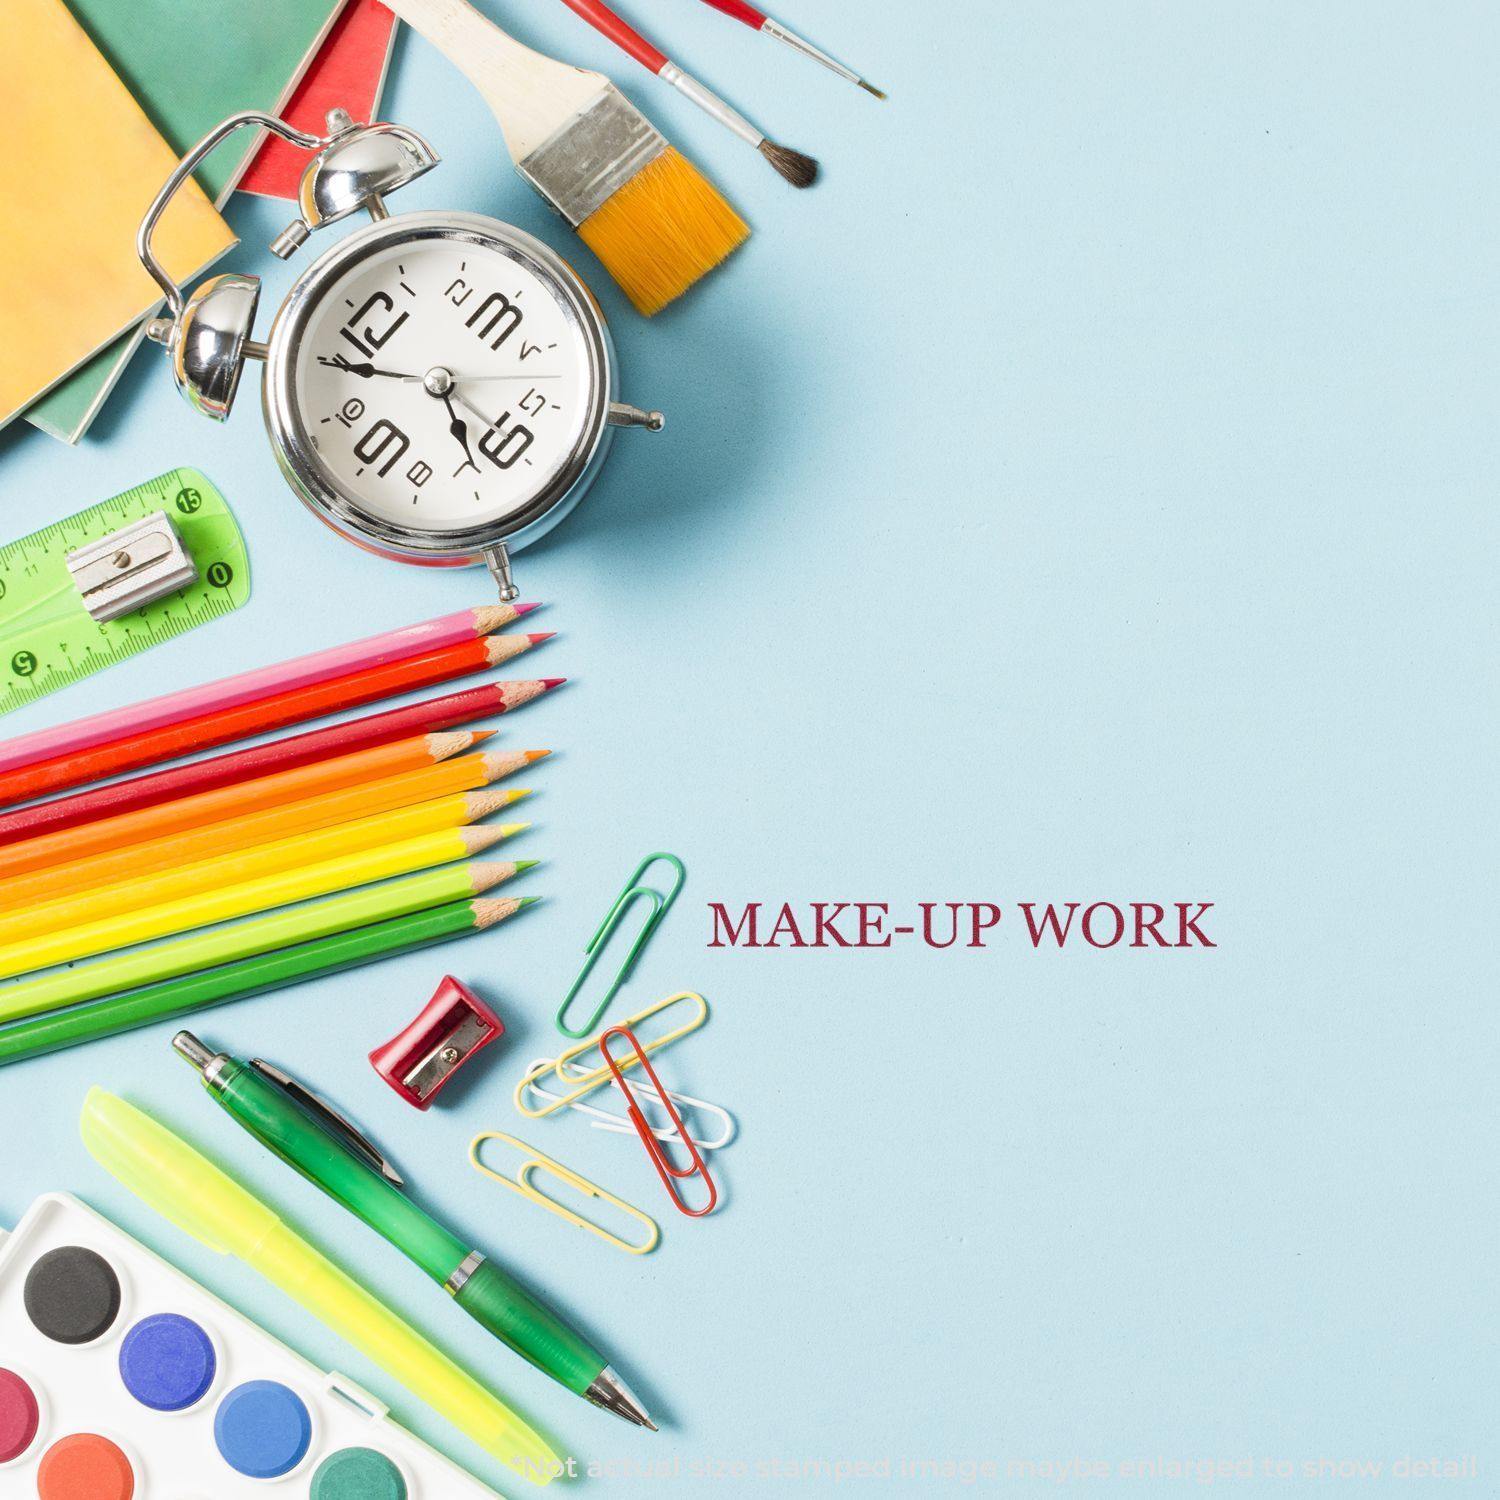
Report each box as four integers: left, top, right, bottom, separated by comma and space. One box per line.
0, 795, 531, 946
0, 824, 523, 983
0, 752, 542, 908
0, 602, 536, 777
0, 679, 549, 849
0, 864, 528, 1024
0, 896, 537, 1067
0, 729, 482, 884
0, 638, 555, 807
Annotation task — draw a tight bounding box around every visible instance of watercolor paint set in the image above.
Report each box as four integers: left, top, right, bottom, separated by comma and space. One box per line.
0, 1192, 502, 1500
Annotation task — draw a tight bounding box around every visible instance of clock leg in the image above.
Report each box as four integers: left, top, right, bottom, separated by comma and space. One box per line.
483, 542, 520, 603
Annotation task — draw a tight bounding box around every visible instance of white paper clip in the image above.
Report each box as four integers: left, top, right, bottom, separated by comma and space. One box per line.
521, 1055, 736, 1151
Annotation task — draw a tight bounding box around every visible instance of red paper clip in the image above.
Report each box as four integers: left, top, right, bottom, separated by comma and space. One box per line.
599, 1025, 718, 1217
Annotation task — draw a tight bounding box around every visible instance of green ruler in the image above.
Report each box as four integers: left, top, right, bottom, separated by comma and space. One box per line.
0, 468, 249, 716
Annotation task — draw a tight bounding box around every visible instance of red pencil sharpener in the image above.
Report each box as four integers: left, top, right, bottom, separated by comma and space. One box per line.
369, 976, 505, 1110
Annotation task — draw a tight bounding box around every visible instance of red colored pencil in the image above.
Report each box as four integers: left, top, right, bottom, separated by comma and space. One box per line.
0, 679, 560, 848
0, 636, 556, 809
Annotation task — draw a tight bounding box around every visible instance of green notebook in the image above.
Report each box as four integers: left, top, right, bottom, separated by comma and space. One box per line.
26, 0, 344, 443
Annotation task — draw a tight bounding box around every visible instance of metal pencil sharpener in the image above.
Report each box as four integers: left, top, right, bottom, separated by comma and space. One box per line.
65, 510, 198, 622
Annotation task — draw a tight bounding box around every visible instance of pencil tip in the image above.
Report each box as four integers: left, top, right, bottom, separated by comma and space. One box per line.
523, 749, 551, 763
470, 729, 497, 745
513, 601, 542, 617
514, 858, 539, 873
542, 677, 567, 691
462, 823, 511, 853
472, 889, 541, 923
527, 631, 556, 644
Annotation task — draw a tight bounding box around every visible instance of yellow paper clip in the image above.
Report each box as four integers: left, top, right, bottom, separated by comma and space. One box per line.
469, 1131, 661, 1255
514, 990, 708, 1120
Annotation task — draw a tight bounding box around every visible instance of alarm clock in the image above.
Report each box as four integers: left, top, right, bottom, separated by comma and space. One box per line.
139, 109, 662, 599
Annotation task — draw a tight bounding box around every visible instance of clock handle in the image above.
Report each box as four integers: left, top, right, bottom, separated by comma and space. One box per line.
138, 112, 324, 322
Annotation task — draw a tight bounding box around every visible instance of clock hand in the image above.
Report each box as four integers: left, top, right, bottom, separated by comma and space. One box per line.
317, 354, 416, 380
439, 391, 480, 475
448, 384, 509, 434
458, 372, 563, 382
400, 372, 562, 383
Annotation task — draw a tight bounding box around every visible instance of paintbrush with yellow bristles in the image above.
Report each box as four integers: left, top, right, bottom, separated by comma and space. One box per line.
383, 0, 750, 315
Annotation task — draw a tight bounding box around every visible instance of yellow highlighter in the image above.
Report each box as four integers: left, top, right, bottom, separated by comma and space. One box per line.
79, 1087, 561, 1485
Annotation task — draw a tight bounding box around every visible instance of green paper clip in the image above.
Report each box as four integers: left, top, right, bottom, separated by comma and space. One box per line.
555, 852, 685, 1038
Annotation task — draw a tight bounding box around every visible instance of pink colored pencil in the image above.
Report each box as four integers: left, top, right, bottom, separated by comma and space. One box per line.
0, 602, 536, 777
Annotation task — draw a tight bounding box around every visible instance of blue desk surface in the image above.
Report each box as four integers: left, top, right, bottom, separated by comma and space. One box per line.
0, 2, 1492, 1493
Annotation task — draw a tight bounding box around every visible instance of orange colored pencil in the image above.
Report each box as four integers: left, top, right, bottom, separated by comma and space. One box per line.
0, 633, 551, 807
0, 750, 546, 912
0, 750, 545, 912
0, 730, 484, 885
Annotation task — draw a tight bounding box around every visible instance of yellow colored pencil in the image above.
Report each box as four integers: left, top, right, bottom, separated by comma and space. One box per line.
0, 750, 544, 914
0, 825, 523, 982
0, 794, 533, 946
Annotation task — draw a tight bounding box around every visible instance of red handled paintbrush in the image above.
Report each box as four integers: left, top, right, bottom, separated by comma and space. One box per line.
697, 0, 885, 99
554, 0, 817, 187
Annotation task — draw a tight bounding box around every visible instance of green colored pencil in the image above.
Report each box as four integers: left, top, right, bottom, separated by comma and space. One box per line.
0, 895, 536, 1068
0, 860, 530, 1027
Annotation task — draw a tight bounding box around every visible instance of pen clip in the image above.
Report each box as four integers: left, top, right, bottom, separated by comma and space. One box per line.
250, 1059, 405, 1188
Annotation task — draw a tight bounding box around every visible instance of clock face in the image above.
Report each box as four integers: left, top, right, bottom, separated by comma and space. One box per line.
272, 219, 607, 545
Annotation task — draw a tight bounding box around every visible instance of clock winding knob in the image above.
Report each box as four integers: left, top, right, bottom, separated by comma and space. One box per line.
606, 402, 665, 432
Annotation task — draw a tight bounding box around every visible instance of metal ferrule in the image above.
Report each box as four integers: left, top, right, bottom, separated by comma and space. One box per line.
445, 1249, 486, 1296
172, 1031, 229, 1088
659, 64, 764, 149
516, 87, 667, 226
761, 17, 861, 85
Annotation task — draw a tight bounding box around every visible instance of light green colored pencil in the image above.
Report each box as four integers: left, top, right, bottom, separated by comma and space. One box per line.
0, 896, 537, 1067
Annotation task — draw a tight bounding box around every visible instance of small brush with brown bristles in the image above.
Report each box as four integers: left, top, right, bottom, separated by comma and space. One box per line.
382, 0, 749, 315
555, 0, 818, 188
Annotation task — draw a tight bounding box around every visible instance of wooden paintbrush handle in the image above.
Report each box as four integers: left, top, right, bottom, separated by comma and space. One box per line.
380, 0, 607, 160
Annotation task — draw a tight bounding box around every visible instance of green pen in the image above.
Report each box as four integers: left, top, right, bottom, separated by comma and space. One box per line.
173, 1031, 655, 1430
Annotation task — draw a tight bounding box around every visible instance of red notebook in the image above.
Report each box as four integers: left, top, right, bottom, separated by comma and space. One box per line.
239, 0, 398, 199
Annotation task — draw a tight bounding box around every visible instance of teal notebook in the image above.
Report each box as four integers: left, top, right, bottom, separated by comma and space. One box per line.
26, 0, 344, 443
